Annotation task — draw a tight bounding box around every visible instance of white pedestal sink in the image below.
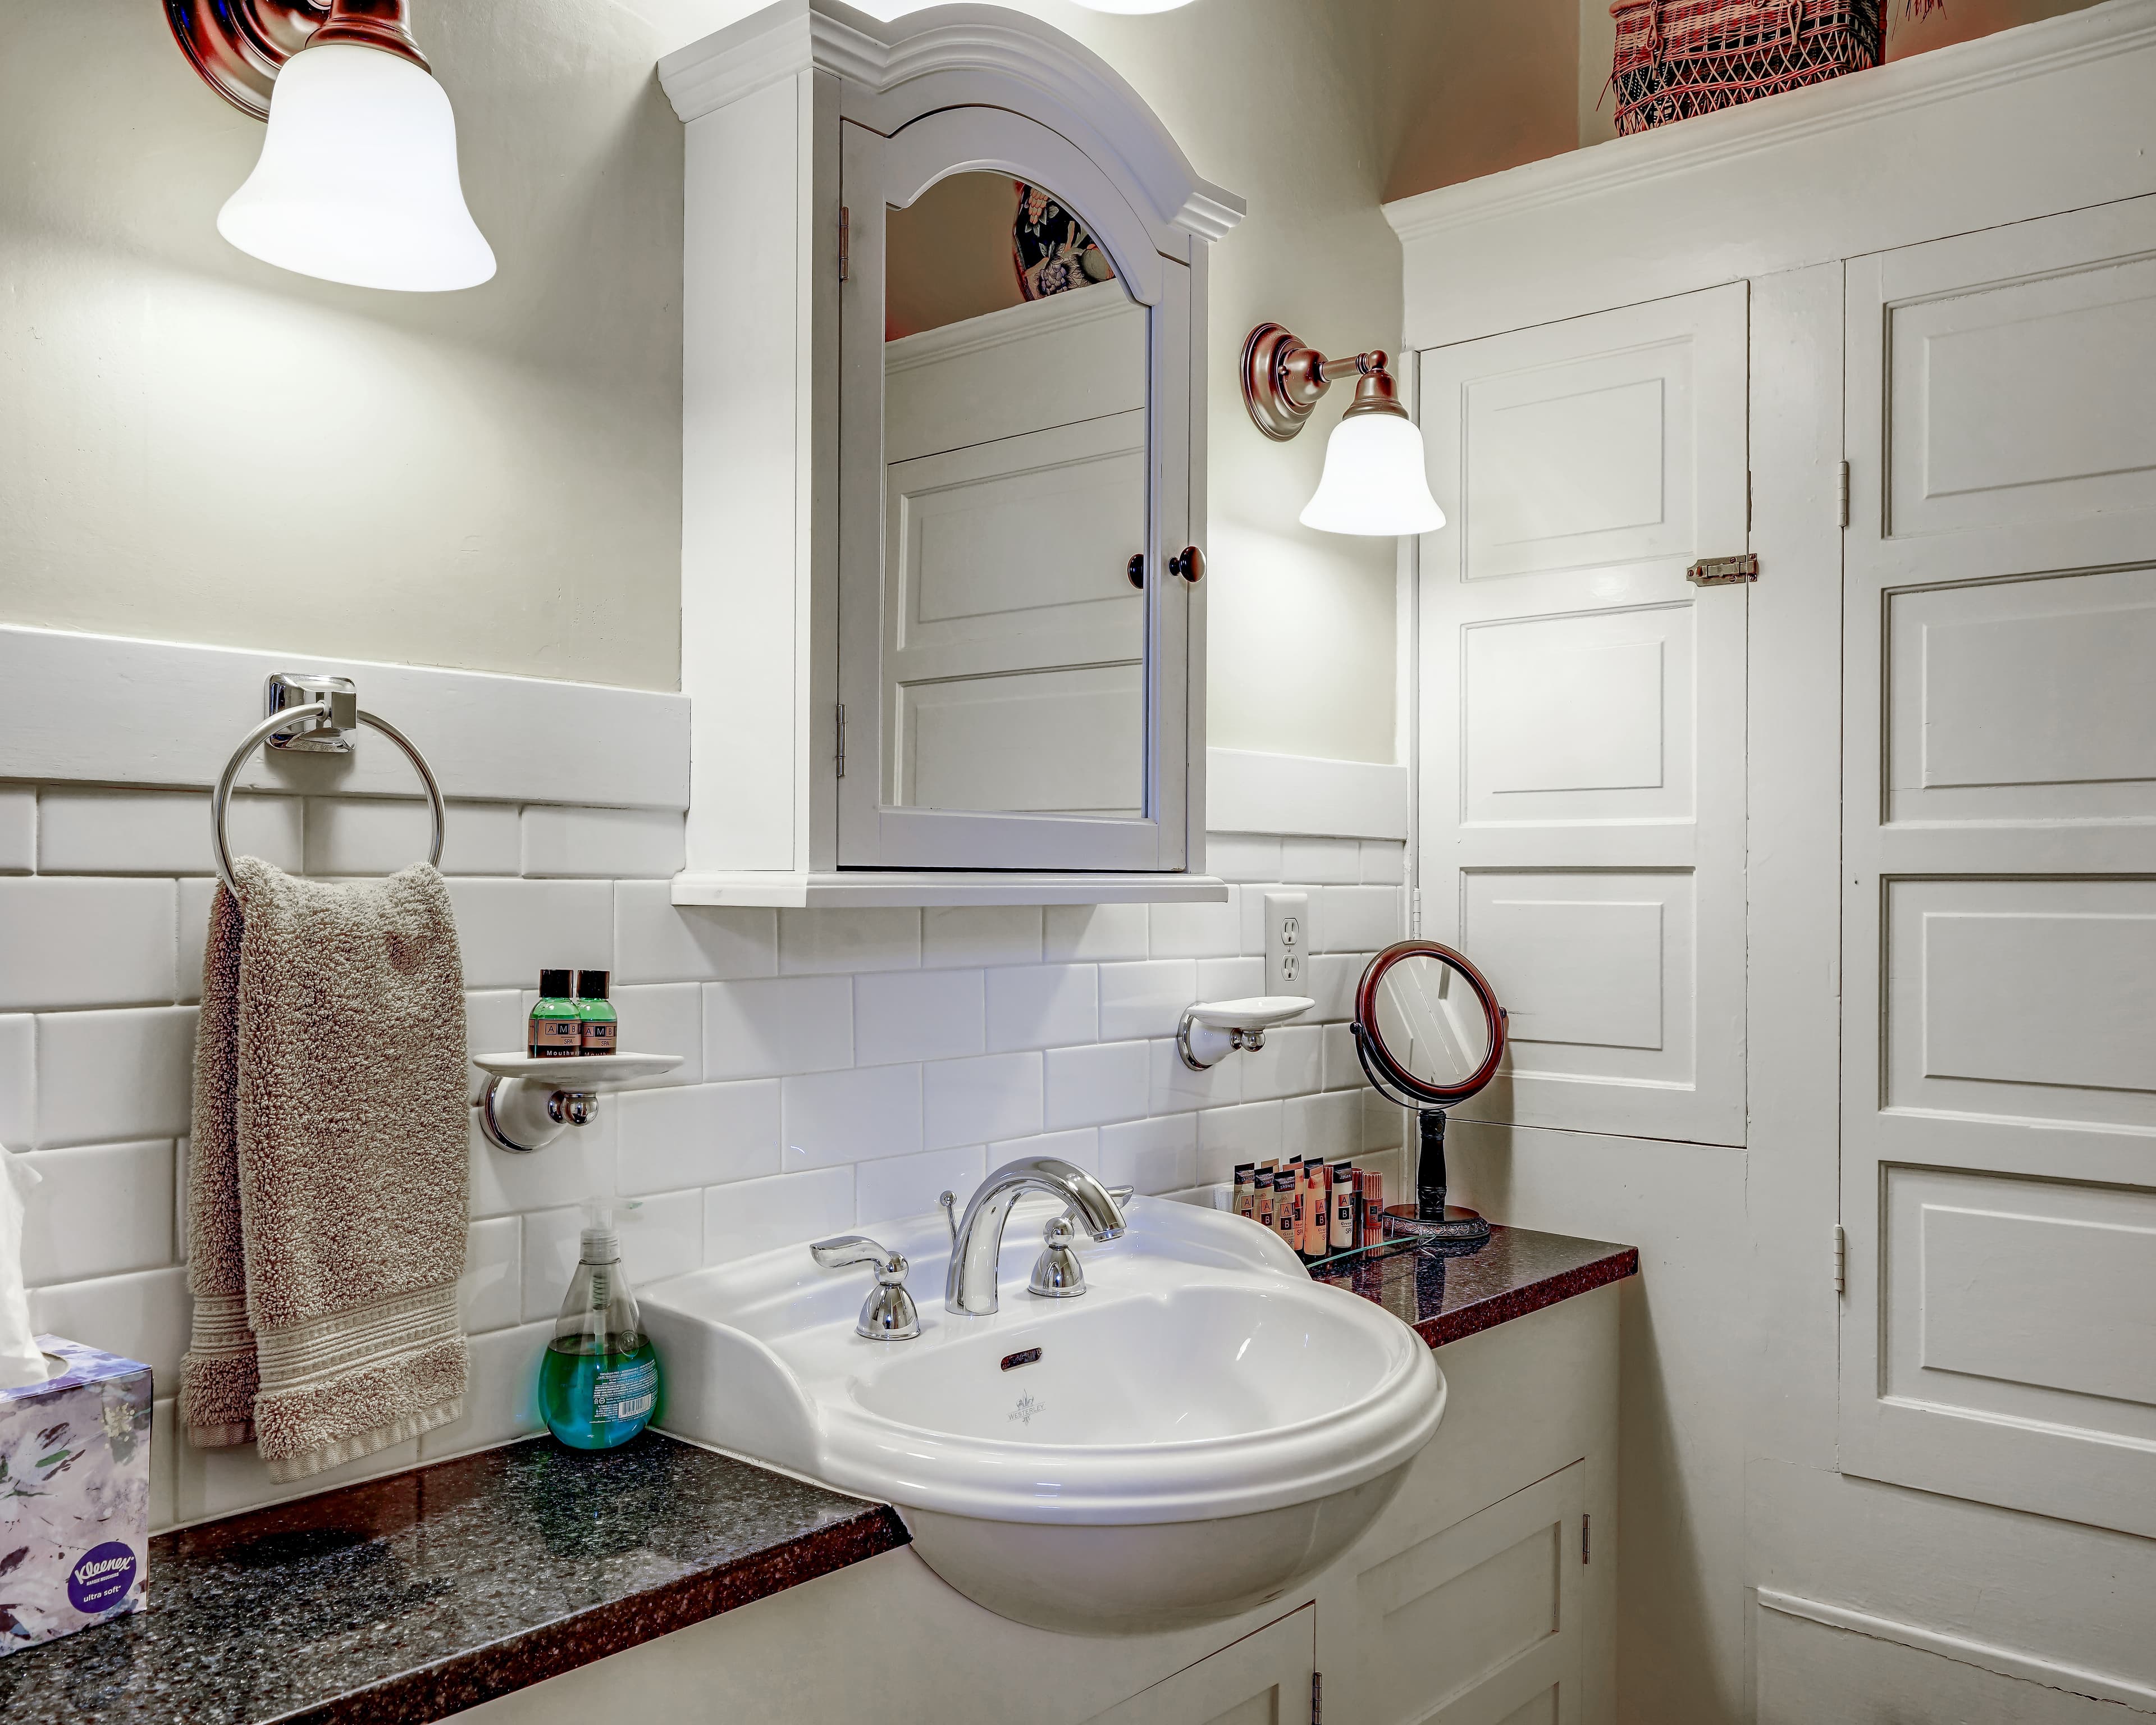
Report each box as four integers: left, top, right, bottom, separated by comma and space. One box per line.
641, 1197, 1445, 1635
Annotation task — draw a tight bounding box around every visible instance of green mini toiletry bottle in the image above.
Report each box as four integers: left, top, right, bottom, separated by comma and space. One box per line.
575, 969, 618, 1056
539, 1206, 659, 1451
530, 969, 581, 1059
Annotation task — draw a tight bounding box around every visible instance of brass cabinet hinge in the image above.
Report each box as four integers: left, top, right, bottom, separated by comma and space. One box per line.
1687, 553, 1759, 586
1583, 1512, 1592, 1564
1837, 460, 1851, 528
838, 206, 850, 281
1311, 1671, 1323, 1725
1833, 1224, 1847, 1295
835, 702, 847, 779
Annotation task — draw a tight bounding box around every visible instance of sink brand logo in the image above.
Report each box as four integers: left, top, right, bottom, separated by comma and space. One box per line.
67, 1541, 137, 1614
1008, 1393, 1047, 1426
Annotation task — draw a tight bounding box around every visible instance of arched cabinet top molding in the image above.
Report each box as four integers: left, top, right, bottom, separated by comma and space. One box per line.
661, 0, 1244, 907
658, 1, 1246, 261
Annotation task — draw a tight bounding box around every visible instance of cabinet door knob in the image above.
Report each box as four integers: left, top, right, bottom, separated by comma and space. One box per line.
1170, 545, 1204, 583
1127, 554, 1145, 590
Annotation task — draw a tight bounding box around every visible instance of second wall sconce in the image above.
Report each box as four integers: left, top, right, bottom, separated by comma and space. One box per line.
166, 0, 495, 292
1240, 324, 1445, 537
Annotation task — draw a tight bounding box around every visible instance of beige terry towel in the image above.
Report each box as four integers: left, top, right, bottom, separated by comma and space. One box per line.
181, 857, 470, 1483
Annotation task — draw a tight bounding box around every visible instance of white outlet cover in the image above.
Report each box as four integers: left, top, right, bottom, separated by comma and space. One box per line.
1264, 891, 1310, 996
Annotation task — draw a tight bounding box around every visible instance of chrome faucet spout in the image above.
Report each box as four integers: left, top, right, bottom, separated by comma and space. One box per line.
945, 1156, 1125, 1317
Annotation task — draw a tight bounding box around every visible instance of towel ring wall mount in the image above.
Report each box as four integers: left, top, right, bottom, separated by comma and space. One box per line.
211, 672, 446, 897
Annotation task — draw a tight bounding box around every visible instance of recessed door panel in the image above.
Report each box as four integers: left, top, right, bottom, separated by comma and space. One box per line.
1844, 194, 2156, 1538
1080, 1605, 1313, 1725
1422, 284, 1747, 1147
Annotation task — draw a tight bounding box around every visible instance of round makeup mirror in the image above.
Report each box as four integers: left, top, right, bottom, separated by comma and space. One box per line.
1352, 941, 1507, 1243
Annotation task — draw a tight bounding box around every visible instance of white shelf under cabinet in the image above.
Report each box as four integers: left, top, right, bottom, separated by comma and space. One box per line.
670, 871, 1230, 909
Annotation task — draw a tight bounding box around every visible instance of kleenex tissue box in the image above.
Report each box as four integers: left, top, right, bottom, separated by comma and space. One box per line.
0, 1337, 153, 1654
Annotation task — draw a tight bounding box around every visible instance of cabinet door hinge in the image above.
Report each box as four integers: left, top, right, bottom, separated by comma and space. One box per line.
835, 702, 847, 779
1311, 1671, 1322, 1725
1746, 469, 1753, 533
1687, 553, 1759, 586
1833, 1224, 1847, 1295
1409, 886, 1422, 936
1582, 1513, 1591, 1565
838, 206, 850, 281
1837, 460, 1850, 528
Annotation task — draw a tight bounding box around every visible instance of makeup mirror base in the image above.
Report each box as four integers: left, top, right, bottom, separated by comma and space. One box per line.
1381, 1205, 1492, 1245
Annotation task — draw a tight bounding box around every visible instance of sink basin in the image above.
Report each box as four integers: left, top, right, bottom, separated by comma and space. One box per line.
642, 1195, 1445, 1635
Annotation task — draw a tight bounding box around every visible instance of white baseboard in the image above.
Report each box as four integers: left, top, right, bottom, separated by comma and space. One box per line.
1207, 747, 1409, 841
1756, 1588, 2156, 1712
0, 626, 689, 810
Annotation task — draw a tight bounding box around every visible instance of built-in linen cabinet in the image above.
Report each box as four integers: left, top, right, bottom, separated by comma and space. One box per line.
658, 0, 1243, 907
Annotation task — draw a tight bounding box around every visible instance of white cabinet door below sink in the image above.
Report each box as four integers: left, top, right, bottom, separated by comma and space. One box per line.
1081, 1605, 1315, 1725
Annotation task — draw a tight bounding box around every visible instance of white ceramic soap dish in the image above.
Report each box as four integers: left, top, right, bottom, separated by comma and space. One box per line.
472, 1052, 684, 1154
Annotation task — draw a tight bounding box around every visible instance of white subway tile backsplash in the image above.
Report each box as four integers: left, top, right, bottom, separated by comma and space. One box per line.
1195, 956, 1263, 1002
417, 1322, 547, 1463
855, 1144, 986, 1227
986, 964, 1095, 1053
1149, 892, 1241, 960
1360, 840, 1406, 886
520, 805, 686, 880
704, 975, 852, 1079
1044, 1039, 1149, 1131
17, 1140, 174, 1285
1098, 960, 1196, 1042
779, 908, 920, 975
462, 1215, 522, 1334
924, 1052, 1041, 1151
1285, 1089, 1364, 1163
3, 770, 1382, 1538
1043, 902, 1148, 963
1196, 1100, 1285, 1183
705, 1168, 853, 1263
1099, 1114, 1196, 1195
34, 1007, 197, 1148
1241, 1023, 1322, 1102
856, 969, 984, 1066
1281, 837, 1363, 885
468, 1105, 617, 1221
1205, 834, 1281, 884
1319, 885, 1402, 953
1361, 1091, 1407, 1152
783, 1064, 922, 1167
29, 1266, 191, 1388
924, 906, 1041, 969
0, 1015, 31, 1148
615, 1080, 779, 1195
0, 790, 32, 873
38, 789, 302, 877
149, 1397, 177, 1533
307, 797, 521, 878
616, 885, 775, 984
608, 983, 702, 1084
446, 879, 612, 988
0, 879, 176, 1010
1149, 1035, 1239, 1115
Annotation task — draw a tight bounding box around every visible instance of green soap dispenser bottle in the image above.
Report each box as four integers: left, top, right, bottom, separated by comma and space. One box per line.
538, 1205, 659, 1451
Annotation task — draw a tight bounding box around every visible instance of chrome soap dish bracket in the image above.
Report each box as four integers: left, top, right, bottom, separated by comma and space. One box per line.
211, 672, 446, 896
472, 1053, 685, 1154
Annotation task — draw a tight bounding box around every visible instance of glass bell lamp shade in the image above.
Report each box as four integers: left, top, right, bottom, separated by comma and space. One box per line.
1298, 408, 1447, 537
216, 41, 496, 293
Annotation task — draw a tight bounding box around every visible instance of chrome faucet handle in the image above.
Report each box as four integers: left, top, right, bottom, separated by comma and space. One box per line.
1029, 1212, 1088, 1299
809, 1235, 921, 1341
937, 1190, 958, 1248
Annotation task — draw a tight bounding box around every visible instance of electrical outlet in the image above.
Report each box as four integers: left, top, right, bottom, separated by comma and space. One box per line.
1264, 892, 1309, 994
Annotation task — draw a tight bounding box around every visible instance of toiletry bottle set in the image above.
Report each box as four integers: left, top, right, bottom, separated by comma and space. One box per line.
538, 1203, 660, 1451
1232, 1158, 1387, 1261
528, 969, 618, 1058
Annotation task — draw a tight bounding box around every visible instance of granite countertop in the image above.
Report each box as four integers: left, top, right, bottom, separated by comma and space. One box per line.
0, 1223, 1629, 1725
1314, 1222, 1638, 1348
0, 1431, 906, 1725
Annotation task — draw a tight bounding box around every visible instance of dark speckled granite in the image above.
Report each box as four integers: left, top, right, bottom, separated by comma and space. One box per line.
0, 1431, 906, 1725
1314, 1223, 1637, 1348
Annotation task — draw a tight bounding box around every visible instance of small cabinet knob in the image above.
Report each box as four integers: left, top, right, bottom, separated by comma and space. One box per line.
1127, 553, 1145, 590
1169, 545, 1204, 583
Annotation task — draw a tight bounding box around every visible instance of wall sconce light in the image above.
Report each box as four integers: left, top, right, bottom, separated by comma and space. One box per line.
1240, 323, 1445, 537
166, 0, 495, 292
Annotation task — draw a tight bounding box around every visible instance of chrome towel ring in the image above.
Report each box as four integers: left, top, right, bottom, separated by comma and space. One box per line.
212, 672, 446, 897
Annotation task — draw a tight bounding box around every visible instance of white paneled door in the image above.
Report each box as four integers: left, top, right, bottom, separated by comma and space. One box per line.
1417, 286, 1750, 1147
1840, 194, 2156, 1536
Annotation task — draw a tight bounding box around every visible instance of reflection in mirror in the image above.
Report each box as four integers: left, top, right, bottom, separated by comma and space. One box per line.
883, 172, 1150, 817
1370, 955, 1496, 1095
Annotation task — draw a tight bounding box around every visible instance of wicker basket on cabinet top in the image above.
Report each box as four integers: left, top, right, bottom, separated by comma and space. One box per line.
1608, 0, 1885, 135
